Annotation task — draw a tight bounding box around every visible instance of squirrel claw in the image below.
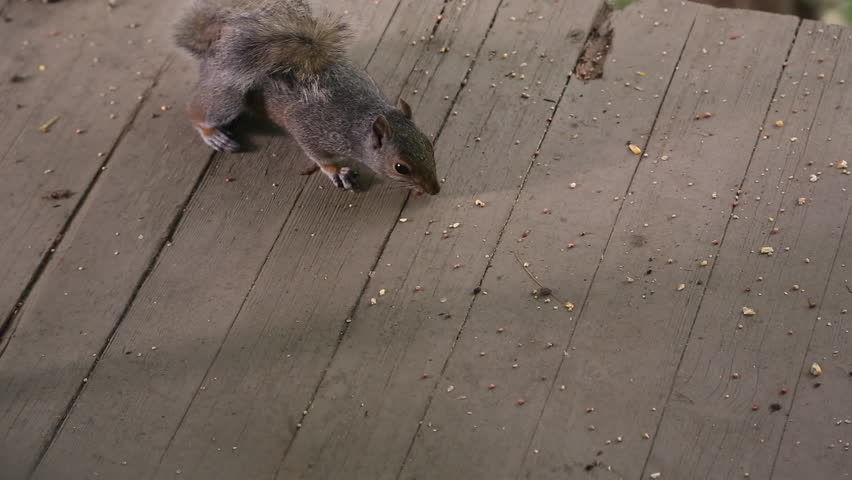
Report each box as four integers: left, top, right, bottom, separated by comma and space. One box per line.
323, 166, 358, 191
337, 167, 359, 191
202, 129, 240, 153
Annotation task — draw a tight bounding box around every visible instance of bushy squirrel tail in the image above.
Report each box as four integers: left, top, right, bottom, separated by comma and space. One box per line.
174, 0, 228, 58
175, 0, 351, 84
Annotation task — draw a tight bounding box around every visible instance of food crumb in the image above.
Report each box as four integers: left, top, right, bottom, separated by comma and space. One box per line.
809, 363, 822, 376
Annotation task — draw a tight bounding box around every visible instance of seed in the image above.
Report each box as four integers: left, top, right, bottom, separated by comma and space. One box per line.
809, 363, 822, 376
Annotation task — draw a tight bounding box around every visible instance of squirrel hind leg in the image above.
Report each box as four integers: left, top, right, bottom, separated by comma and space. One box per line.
199, 127, 240, 153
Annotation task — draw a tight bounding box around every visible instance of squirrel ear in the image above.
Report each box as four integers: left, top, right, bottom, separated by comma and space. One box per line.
372, 115, 391, 149
399, 98, 413, 119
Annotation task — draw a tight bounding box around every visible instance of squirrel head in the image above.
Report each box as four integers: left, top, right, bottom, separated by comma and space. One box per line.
366, 99, 440, 196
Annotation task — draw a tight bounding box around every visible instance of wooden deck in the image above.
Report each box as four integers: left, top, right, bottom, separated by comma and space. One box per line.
1, 0, 850, 478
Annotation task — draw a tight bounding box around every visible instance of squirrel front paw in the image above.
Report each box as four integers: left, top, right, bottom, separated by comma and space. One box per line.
199, 128, 240, 153
321, 165, 359, 191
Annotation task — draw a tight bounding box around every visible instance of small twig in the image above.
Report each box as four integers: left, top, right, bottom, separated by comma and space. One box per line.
514, 251, 544, 288
513, 252, 576, 312
38, 115, 60, 133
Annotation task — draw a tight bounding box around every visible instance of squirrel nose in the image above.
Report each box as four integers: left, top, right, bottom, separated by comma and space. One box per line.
428, 181, 441, 195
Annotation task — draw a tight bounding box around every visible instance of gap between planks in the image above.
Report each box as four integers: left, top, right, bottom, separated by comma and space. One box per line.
134, 0, 495, 474
21, 57, 227, 479
0, 55, 175, 356
768, 122, 852, 478
638, 17, 805, 478
771, 193, 852, 478
274, 0, 510, 471
393, 2, 617, 476
519, 12, 700, 477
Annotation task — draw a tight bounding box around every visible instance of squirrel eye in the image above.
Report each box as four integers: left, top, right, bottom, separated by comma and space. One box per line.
394, 163, 411, 175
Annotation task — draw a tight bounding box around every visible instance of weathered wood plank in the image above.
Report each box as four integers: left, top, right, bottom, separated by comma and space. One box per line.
644, 21, 852, 479
0, 0, 172, 329
772, 220, 851, 480
511, 8, 800, 479
148, 1, 508, 479
0, 55, 215, 480
33, 145, 315, 480
396, 1, 700, 478
275, 1, 605, 479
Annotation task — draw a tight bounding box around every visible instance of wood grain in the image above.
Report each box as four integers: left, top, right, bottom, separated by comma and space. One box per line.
150, 1, 510, 478
514, 7, 800, 479
0, 0, 174, 330
26, 2, 401, 479
643, 21, 852, 480
0, 55, 216, 480
398, 1, 701, 479
275, 1, 606, 479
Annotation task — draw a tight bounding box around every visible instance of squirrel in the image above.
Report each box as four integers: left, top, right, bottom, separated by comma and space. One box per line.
174, 0, 440, 195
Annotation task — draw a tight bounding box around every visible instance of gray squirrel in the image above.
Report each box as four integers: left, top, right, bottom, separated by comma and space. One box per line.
175, 0, 440, 195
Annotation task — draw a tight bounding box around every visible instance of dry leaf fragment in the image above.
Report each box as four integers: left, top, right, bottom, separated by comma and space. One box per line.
837, 160, 848, 169
760, 246, 775, 255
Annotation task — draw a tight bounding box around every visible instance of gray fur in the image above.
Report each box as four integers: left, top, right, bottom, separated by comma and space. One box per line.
176, 0, 440, 194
